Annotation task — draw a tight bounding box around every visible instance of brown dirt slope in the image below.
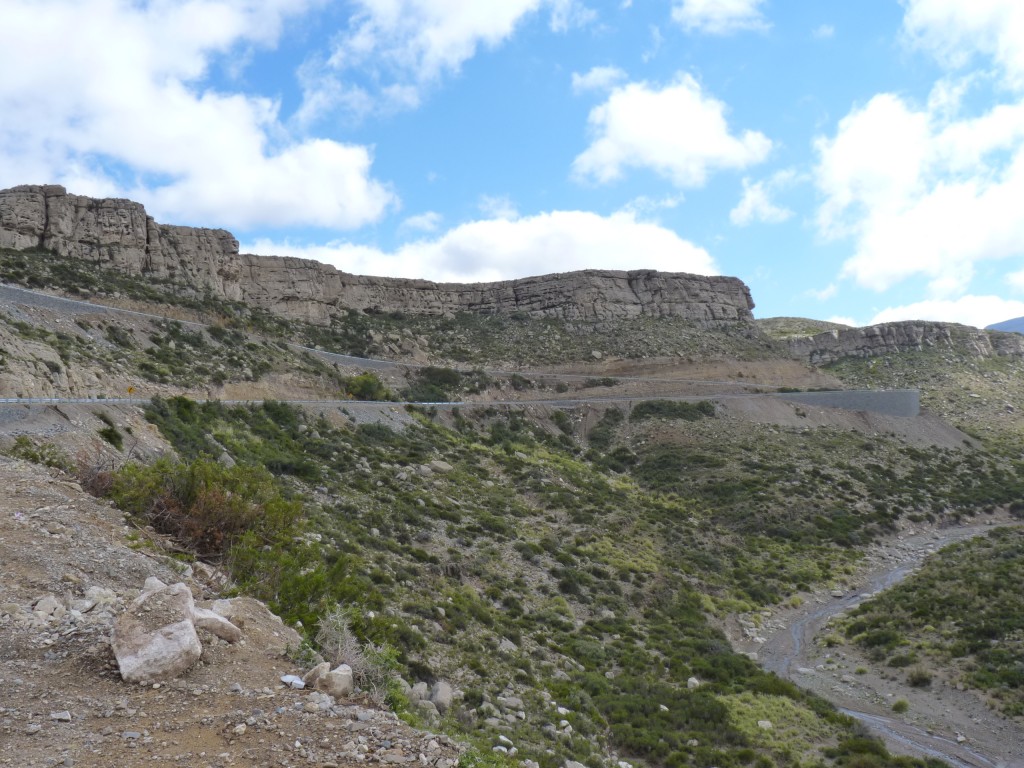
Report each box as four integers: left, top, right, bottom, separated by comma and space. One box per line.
0, 456, 462, 768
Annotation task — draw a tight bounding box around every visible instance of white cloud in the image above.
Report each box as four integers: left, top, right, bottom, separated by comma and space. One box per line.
478, 195, 520, 220
903, 0, 1024, 89
671, 0, 769, 35
643, 24, 664, 63
572, 66, 628, 94
550, 0, 597, 32
826, 315, 856, 327
868, 295, 1024, 329
1009, 270, 1024, 291
618, 194, 685, 217
813, 24, 835, 40
814, 85, 1024, 296
401, 211, 443, 233
808, 284, 838, 301
243, 210, 718, 283
573, 73, 772, 187
0, 0, 395, 231
730, 174, 794, 226
300, 0, 582, 118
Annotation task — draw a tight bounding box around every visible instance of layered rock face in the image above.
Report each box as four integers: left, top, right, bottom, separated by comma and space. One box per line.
788, 321, 1024, 365
0, 185, 754, 326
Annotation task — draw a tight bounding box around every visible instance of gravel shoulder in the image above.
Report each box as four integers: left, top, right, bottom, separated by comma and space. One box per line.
0, 455, 463, 768
726, 515, 1024, 768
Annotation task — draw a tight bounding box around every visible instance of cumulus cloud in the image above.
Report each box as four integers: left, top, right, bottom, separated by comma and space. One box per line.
903, 0, 1024, 89
299, 0, 587, 118
400, 211, 443, 233
814, 84, 1024, 296
868, 295, 1024, 329
243, 209, 718, 283
573, 74, 772, 187
671, 0, 769, 35
572, 66, 628, 94
813, 24, 835, 40
0, 0, 395, 230
730, 172, 795, 226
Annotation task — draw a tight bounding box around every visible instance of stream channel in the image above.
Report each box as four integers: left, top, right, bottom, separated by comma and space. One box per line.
738, 521, 1024, 768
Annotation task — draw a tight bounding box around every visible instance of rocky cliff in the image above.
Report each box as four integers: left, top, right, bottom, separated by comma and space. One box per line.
788, 321, 1024, 365
0, 185, 755, 326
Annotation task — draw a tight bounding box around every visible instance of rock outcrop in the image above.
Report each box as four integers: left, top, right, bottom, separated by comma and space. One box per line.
787, 321, 1024, 365
0, 185, 754, 326
112, 577, 242, 683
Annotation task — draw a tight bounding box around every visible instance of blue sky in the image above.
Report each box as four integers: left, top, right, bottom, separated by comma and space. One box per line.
4, 1, 1024, 328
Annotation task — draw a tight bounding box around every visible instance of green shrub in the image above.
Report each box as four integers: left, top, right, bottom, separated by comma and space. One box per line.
907, 667, 932, 688
630, 399, 716, 422
4, 436, 74, 472
98, 422, 124, 450
345, 372, 394, 401
110, 456, 301, 558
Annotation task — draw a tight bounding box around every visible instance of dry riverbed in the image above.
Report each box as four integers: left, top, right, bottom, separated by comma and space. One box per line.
726, 513, 1024, 768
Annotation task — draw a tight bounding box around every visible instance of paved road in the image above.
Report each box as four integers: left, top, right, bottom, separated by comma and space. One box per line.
0, 282, 919, 414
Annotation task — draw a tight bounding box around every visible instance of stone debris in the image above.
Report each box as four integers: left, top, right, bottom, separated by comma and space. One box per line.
111, 579, 246, 683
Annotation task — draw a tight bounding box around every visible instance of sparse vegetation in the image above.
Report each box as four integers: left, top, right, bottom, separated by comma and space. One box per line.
2, 243, 1014, 767
3, 435, 74, 472
841, 526, 1024, 715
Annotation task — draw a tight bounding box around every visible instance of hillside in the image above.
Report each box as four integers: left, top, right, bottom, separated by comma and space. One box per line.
5, 202, 1024, 767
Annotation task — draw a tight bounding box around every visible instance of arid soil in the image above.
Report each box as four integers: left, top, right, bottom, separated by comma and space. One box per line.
0, 456, 464, 768
727, 516, 1024, 768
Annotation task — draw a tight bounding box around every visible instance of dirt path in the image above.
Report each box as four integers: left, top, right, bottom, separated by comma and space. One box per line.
728, 517, 1024, 768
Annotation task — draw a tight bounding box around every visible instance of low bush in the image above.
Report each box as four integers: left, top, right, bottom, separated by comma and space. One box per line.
630, 399, 716, 422
110, 456, 301, 559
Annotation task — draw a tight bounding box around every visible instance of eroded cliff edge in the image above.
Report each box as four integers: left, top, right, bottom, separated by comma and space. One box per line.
0, 185, 755, 326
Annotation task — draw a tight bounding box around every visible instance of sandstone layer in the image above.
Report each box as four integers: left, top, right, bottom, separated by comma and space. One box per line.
0, 185, 755, 326
787, 321, 1024, 365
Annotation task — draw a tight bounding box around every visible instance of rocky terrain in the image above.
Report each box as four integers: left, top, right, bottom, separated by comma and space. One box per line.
0, 186, 754, 326
783, 322, 1024, 366
6, 188, 1024, 768
0, 454, 467, 768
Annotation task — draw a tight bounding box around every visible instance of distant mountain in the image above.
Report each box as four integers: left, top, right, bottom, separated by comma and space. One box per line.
987, 316, 1024, 334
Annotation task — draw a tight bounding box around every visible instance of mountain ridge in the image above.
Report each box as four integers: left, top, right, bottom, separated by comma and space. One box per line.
0, 185, 754, 327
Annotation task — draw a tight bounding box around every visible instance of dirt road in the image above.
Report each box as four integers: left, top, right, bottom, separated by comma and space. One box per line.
730, 518, 1024, 768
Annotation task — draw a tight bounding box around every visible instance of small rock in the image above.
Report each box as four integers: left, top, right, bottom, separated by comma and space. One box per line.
757, 720, 773, 731
430, 681, 454, 714
303, 661, 331, 688
409, 681, 430, 702
281, 675, 306, 689
319, 664, 353, 698
49, 711, 72, 722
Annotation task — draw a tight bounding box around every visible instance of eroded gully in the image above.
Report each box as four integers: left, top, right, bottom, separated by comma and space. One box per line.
731, 520, 1024, 768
